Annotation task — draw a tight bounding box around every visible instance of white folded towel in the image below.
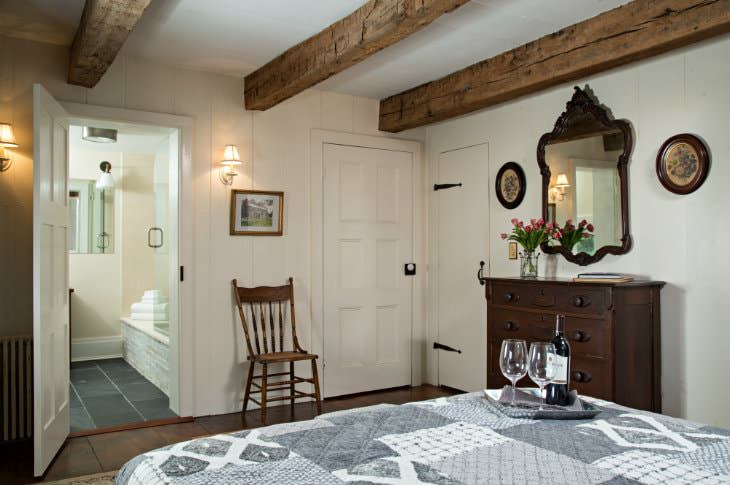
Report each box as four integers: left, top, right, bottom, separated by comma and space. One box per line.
130, 302, 169, 314
130, 312, 168, 322
141, 295, 168, 303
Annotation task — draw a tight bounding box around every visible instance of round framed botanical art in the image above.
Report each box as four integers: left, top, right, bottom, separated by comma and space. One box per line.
656, 134, 710, 195
495, 161, 526, 209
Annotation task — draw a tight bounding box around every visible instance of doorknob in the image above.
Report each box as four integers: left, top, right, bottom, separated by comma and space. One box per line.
433, 342, 462, 353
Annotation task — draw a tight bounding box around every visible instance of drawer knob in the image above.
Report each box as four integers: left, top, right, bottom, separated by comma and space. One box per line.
503, 320, 518, 331
572, 296, 588, 307
572, 371, 592, 383
504, 292, 516, 302
571, 331, 590, 342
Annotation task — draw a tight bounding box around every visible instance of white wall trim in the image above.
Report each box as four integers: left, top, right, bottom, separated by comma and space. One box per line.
309, 129, 425, 392
71, 336, 123, 362
61, 101, 194, 418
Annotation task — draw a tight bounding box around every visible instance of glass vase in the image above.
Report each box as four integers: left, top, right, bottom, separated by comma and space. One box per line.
519, 251, 540, 278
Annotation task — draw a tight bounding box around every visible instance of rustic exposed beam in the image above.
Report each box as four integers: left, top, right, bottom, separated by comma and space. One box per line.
379, 0, 730, 132
68, 0, 152, 88
244, 0, 469, 111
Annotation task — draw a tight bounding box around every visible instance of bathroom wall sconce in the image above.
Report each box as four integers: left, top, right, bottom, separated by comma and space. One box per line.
219, 144, 242, 185
0, 123, 19, 172
550, 173, 571, 202
96, 161, 115, 189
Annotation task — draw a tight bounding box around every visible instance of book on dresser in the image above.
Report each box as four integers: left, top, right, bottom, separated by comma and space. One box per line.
483, 277, 664, 412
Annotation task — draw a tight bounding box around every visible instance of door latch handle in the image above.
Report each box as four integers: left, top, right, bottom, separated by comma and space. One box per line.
433, 342, 462, 353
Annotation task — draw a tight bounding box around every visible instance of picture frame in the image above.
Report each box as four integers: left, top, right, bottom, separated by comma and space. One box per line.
230, 189, 284, 236
656, 134, 710, 195
495, 161, 526, 209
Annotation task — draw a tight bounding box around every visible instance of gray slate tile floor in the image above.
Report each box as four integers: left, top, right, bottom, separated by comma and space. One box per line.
70, 358, 176, 432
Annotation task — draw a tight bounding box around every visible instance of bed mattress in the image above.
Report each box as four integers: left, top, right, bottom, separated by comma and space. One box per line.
116, 392, 730, 484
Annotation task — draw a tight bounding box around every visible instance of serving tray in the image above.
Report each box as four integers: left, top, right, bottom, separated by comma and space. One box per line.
483, 387, 601, 420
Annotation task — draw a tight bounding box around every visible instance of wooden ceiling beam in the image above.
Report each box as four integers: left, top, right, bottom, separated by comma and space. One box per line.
68, 0, 152, 88
244, 0, 469, 111
379, 0, 730, 132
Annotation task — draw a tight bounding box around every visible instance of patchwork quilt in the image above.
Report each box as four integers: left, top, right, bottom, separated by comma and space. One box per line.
116, 392, 730, 484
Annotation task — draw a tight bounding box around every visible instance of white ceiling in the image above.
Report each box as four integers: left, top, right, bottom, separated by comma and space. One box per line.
2, 0, 630, 99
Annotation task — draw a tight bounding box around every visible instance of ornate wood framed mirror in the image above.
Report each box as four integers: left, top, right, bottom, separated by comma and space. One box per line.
537, 86, 633, 266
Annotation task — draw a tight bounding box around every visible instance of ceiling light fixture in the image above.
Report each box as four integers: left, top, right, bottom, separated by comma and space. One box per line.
83, 126, 117, 143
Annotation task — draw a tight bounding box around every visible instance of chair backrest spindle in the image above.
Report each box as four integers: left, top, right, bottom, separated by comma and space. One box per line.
232, 277, 303, 358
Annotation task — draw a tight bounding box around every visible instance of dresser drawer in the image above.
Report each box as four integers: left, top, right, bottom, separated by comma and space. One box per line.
489, 309, 554, 341
565, 316, 611, 358
490, 310, 611, 358
569, 356, 611, 400
491, 282, 609, 316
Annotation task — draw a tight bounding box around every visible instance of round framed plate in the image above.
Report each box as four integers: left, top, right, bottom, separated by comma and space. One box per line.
656, 134, 710, 195
495, 161, 526, 209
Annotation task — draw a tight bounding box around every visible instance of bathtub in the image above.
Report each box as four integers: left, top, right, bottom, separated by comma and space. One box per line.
120, 317, 170, 396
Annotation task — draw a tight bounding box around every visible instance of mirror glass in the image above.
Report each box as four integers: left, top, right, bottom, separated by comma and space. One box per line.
68, 178, 115, 254
545, 130, 623, 256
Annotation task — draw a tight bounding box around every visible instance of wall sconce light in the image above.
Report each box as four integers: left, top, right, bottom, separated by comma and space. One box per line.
0, 122, 19, 172
96, 161, 115, 189
550, 173, 571, 202
219, 144, 242, 185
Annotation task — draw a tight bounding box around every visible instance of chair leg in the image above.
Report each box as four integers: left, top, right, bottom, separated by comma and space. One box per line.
311, 359, 322, 415
289, 362, 295, 408
260, 363, 268, 424
242, 361, 254, 413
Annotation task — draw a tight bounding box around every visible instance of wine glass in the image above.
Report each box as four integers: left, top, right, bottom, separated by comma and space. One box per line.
499, 339, 528, 406
528, 342, 557, 410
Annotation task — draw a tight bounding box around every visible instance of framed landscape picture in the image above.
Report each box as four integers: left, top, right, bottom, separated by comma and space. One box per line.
230, 189, 284, 236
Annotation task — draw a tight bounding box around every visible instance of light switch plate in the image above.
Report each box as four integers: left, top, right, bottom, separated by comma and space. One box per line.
508, 242, 518, 260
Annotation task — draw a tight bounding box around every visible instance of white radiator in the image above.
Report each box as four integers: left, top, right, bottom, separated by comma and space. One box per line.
1, 335, 33, 442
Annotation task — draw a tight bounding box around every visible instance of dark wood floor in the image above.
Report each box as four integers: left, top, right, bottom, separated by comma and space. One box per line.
1, 385, 457, 485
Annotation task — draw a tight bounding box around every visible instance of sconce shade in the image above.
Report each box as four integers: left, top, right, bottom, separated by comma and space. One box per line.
96, 161, 115, 189
555, 173, 570, 187
221, 144, 242, 165
0, 123, 18, 148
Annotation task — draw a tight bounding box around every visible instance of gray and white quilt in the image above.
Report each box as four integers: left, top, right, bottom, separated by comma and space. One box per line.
116, 392, 730, 484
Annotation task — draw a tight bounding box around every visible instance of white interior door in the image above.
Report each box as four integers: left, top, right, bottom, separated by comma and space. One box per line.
33, 84, 70, 476
323, 143, 413, 397
436, 144, 489, 392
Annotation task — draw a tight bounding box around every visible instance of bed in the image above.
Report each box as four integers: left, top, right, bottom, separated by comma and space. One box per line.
116, 392, 730, 484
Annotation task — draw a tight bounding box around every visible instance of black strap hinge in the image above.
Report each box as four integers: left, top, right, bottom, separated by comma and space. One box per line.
433, 183, 462, 191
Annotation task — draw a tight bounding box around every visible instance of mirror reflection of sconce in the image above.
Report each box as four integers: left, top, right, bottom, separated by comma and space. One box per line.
0, 123, 19, 172
551, 173, 571, 202
219, 144, 242, 185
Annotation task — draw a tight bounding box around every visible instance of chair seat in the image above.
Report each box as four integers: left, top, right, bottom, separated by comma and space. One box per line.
251, 351, 318, 363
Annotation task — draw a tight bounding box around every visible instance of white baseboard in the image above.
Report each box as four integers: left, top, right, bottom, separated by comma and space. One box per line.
71, 336, 123, 362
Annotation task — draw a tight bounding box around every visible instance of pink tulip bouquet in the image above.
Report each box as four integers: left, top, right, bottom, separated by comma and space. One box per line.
552, 219, 595, 251
500, 218, 555, 252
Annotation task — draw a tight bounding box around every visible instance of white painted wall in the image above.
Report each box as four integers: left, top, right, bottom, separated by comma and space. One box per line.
425, 36, 730, 428
0, 35, 425, 417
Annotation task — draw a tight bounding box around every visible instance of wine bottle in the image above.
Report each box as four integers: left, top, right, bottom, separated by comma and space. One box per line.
546, 314, 571, 406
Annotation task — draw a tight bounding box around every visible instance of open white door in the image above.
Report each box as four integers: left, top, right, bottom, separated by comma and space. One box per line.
435, 144, 489, 392
33, 84, 70, 476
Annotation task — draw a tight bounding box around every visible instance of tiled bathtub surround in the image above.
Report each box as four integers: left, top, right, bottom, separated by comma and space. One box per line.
70, 359, 176, 432
121, 318, 170, 395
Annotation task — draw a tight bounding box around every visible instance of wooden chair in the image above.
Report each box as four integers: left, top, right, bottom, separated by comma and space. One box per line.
232, 277, 322, 423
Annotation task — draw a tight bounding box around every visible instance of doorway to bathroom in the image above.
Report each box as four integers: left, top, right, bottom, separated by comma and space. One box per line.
66, 119, 181, 433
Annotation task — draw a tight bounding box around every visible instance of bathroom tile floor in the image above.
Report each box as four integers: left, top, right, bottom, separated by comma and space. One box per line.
70, 358, 177, 432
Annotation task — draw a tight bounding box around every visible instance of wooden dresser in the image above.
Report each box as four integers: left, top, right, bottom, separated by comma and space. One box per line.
483, 277, 664, 412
